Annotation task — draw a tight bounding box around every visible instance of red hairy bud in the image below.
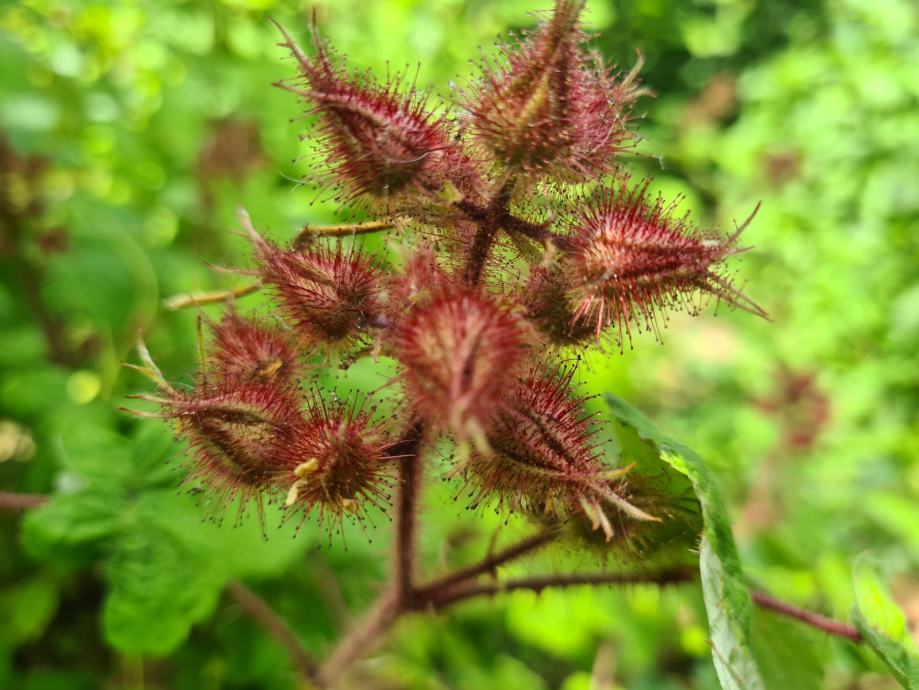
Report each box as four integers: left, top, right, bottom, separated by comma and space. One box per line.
467, 0, 640, 181
275, 22, 479, 208
164, 383, 308, 526
562, 178, 766, 347
381, 245, 451, 323
208, 310, 301, 386
393, 288, 527, 446
249, 229, 380, 348
523, 266, 596, 347
463, 368, 656, 540
279, 395, 393, 528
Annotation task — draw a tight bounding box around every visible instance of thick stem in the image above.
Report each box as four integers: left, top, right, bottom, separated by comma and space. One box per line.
390, 420, 425, 608
0, 492, 47, 510
751, 590, 862, 643
226, 580, 319, 680
463, 224, 498, 286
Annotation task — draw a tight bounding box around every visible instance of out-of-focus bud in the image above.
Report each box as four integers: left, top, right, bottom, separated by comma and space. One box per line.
466, 0, 640, 182
279, 395, 394, 528
249, 228, 381, 349
393, 288, 527, 447
381, 245, 451, 323
561, 177, 767, 349
208, 310, 302, 386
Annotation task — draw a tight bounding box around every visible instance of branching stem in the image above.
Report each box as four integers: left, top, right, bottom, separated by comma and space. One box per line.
751, 590, 863, 643
294, 219, 401, 245
226, 580, 319, 680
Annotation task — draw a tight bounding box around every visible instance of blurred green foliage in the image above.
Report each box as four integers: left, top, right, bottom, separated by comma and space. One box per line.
1, 0, 918, 688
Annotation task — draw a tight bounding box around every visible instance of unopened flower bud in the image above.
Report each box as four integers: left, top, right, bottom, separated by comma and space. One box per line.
209, 310, 301, 386
464, 368, 656, 540
393, 288, 527, 446
249, 230, 381, 348
166, 383, 308, 526
275, 21, 481, 208
279, 395, 393, 527
562, 177, 766, 348
467, 0, 640, 182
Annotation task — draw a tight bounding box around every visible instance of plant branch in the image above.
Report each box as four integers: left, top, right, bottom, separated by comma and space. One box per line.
0, 491, 47, 511
750, 590, 863, 643
390, 419, 425, 607
417, 529, 558, 601
422, 566, 697, 610
318, 590, 400, 687
162, 281, 262, 311
294, 219, 400, 245
226, 580, 319, 680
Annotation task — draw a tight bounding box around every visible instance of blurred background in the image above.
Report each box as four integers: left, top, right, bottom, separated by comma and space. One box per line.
1, 0, 918, 688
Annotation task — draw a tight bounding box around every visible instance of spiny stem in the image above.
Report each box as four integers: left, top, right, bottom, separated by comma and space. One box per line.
0, 492, 47, 510
750, 590, 862, 643
226, 580, 319, 680
162, 282, 262, 311
294, 219, 400, 245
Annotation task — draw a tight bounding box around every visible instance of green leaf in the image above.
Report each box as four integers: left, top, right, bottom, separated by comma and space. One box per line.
750, 609, 825, 690
605, 394, 766, 690
852, 561, 919, 688
103, 518, 225, 655
22, 485, 125, 558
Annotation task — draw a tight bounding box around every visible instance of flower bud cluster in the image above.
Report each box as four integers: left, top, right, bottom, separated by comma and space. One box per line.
131, 2, 765, 545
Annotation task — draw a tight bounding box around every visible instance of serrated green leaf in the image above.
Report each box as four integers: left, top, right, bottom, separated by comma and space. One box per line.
605, 394, 766, 690
852, 561, 919, 689
103, 520, 225, 655
21, 485, 125, 558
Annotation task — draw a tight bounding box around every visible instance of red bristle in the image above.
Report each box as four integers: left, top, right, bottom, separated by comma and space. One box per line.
562, 177, 766, 348
250, 233, 381, 349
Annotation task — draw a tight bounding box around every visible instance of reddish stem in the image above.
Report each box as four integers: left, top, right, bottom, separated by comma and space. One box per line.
390, 420, 425, 607
424, 566, 696, 609
226, 580, 319, 679
417, 530, 558, 602
0, 492, 47, 510
751, 590, 863, 643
